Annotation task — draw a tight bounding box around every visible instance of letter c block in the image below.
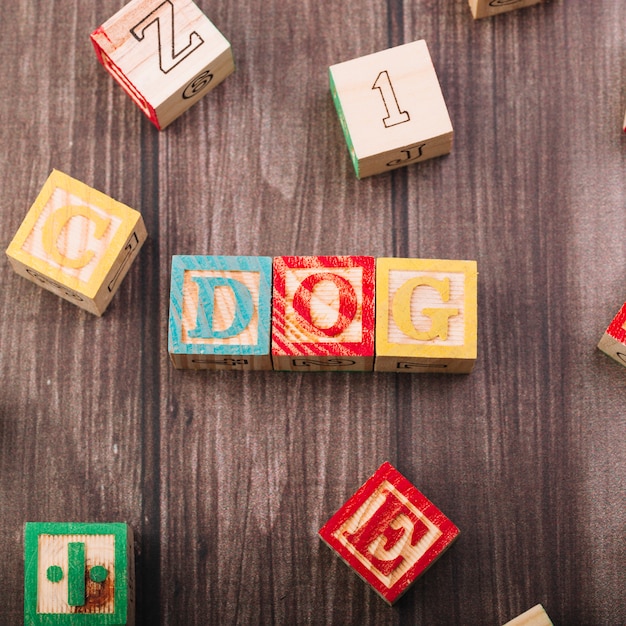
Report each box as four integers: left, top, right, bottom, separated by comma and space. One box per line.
375, 258, 478, 373
168, 255, 273, 370
6, 170, 147, 316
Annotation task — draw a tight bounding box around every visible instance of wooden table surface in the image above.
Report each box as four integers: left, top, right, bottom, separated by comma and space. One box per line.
1, 0, 624, 624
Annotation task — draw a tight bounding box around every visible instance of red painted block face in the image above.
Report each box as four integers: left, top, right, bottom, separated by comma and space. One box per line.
597, 301, 626, 367
319, 461, 459, 604
271, 256, 375, 371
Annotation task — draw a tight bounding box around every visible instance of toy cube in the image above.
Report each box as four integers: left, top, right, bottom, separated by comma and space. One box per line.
319, 461, 460, 605
6, 170, 147, 316
375, 258, 478, 373
271, 256, 375, 371
169, 255, 273, 370
502, 604, 554, 626
91, 0, 234, 130
24, 522, 135, 625
597, 301, 626, 368
329, 40, 453, 178
468, 0, 542, 20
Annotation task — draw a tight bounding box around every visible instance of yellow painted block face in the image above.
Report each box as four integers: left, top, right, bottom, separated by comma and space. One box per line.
375, 258, 478, 373
6, 170, 146, 315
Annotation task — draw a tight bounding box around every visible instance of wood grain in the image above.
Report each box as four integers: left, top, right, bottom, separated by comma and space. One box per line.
0, 0, 624, 624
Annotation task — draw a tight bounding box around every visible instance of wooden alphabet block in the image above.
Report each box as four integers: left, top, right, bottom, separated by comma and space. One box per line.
597, 301, 626, 368
468, 0, 542, 20
502, 604, 554, 626
168, 255, 273, 370
24, 522, 135, 625
6, 170, 147, 316
91, 0, 234, 130
375, 258, 478, 373
271, 256, 375, 371
329, 40, 453, 178
319, 461, 460, 605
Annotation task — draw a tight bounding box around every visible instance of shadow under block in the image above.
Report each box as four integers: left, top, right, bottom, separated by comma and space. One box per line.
375, 258, 478, 373
597, 301, 626, 368
24, 522, 135, 625
468, 0, 542, 19
6, 170, 147, 316
319, 461, 460, 605
329, 40, 453, 179
271, 256, 375, 371
91, 0, 234, 130
502, 604, 554, 626
168, 255, 273, 370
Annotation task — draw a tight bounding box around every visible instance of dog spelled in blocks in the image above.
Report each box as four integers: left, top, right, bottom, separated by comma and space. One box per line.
502, 604, 554, 626
469, 0, 542, 20
91, 0, 234, 130
24, 522, 135, 625
375, 258, 477, 373
169, 255, 273, 370
329, 40, 453, 178
271, 256, 375, 371
319, 461, 459, 605
6, 170, 146, 316
597, 301, 626, 368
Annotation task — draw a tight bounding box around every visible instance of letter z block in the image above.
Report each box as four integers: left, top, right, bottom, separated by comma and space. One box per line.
24, 522, 135, 625
319, 461, 460, 605
91, 0, 234, 130
469, 0, 542, 20
502, 604, 554, 626
168, 255, 273, 370
6, 170, 147, 316
329, 40, 453, 178
375, 258, 478, 373
597, 301, 626, 368
271, 256, 375, 371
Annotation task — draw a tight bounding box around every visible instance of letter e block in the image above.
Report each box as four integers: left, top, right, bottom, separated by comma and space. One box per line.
271, 256, 375, 371
468, 0, 542, 20
319, 461, 460, 605
168, 255, 273, 370
375, 258, 478, 373
329, 40, 453, 178
502, 604, 554, 626
597, 301, 626, 368
91, 0, 234, 130
6, 170, 147, 316
24, 522, 135, 625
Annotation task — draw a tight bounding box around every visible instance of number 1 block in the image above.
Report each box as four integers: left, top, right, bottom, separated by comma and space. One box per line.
91, 0, 234, 130
597, 301, 626, 368
329, 40, 453, 178
468, 0, 542, 20
502, 604, 554, 626
24, 522, 135, 625
319, 462, 460, 605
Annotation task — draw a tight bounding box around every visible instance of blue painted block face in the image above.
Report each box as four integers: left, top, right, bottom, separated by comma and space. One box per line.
168, 256, 273, 369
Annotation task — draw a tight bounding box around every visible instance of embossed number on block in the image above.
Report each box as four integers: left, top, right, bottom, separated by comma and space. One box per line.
24, 522, 135, 625
91, 0, 234, 130
597, 301, 626, 368
271, 256, 375, 371
6, 170, 146, 316
168, 255, 273, 370
319, 462, 459, 604
375, 258, 478, 373
468, 0, 543, 20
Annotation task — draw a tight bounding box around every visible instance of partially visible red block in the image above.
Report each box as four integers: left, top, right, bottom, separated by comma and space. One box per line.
271, 256, 375, 371
597, 301, 626, 368
319, 461, 460, 605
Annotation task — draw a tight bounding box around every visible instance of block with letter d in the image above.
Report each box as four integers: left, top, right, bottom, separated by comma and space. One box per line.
24, 522, 135, 625
91, 0, 234, 130
468, 0, 542, 20
6, 170, 147, 316
319, 461, 460, 605
168, 255, 273, 370
597, 301, 626, 368
375, 258, 478, 373
271, 255, 375, 371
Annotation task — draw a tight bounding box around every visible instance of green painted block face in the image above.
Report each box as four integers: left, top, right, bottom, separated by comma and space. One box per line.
329, 69, 361, 178
24, 522, 134, 625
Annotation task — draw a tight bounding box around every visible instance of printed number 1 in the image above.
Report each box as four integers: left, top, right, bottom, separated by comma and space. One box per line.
372, 70, 410, 128
131, 0, 204, 74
